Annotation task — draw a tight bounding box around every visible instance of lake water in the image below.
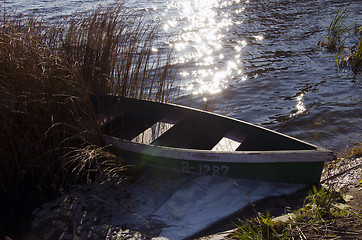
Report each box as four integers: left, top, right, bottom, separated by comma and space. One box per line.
3, 0, 361, 152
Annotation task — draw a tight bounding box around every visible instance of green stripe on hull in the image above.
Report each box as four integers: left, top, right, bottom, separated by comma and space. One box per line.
110, 147, 324, 184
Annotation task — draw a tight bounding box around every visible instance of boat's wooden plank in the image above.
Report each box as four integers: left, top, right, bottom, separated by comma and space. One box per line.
212, 130, 248, 151
212, 137, 242, 151
105, 135, 333, 164
131, 122, 174, 145
131, 115, 182, 144
106, 134, 330, 183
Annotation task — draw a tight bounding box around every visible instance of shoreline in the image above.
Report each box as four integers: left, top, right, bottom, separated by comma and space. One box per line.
16, 157, 361, 240
196, 185, 362, 240
197, 156, 362, 240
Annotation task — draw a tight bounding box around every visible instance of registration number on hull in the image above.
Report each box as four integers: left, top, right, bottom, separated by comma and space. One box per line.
181, 161, 229, 177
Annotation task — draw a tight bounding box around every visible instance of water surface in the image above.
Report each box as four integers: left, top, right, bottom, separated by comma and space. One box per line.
3, 0, 361, 152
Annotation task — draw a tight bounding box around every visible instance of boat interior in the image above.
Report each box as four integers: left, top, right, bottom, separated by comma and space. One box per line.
95, 96, 317, 152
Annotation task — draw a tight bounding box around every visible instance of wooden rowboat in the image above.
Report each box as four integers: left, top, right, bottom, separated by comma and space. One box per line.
94, 95, 334, 184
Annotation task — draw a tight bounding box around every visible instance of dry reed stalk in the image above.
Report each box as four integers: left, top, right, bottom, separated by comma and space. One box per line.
289, 216, 362, 240
0, 1, 174, 201
64, 3, 175, 101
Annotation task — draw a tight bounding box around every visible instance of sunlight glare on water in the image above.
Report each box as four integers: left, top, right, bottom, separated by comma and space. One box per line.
290, 93, 307, 118
162, 0, 248, 96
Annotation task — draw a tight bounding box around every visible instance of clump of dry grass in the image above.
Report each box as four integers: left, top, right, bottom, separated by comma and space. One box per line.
64, 3, 175, 101
287, 186, 362, 240
0, 1, 174, 204
0, 14, 93, 196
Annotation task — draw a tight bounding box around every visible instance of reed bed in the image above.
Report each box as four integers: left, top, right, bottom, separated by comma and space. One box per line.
64, 4, 175, 101
0, 0, 174, 216
324, 5, 354, 51
319, 5, 362, 73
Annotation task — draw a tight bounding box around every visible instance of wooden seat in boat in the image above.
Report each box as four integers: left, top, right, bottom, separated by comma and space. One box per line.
212, 130, 248, 151
131, 115, 183, 144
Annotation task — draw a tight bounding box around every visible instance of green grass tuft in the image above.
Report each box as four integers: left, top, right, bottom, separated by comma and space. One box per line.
232, 212, 288, 240
232, 186, 362, 239
325, 5, 354, 51
323, 6, 362, 73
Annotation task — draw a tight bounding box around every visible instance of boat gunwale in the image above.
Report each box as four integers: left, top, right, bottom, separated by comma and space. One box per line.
104, 135, 334, 164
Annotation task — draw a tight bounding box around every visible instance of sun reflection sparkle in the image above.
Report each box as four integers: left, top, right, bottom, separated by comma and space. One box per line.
162, 0, 248, 96
290, 94, 307, 117
254, 35, 264, 41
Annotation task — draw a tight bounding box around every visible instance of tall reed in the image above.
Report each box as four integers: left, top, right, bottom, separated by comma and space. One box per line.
336, 26, 362, 72
325, 5, 354, 51
351, 31, 362, 72
322, 6, 362, 73
0, 1, 174, 202
64, 4, 175, 101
